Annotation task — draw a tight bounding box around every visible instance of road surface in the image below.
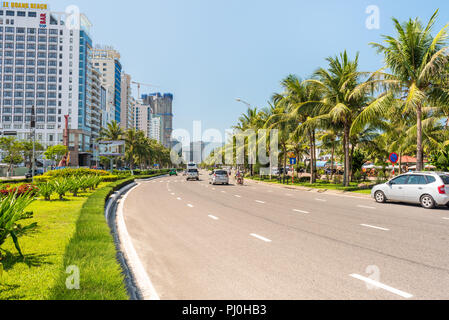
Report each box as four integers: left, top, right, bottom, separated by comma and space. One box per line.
122, 172, 449, 300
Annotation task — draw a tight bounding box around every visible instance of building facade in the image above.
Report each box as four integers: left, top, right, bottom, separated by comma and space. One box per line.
142, 93, 173, 148
0, 4, 100, 166
120, 72, 134, 130
91, 46, 121, 124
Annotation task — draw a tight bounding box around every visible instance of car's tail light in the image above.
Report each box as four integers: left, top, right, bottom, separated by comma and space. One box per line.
438, 185, 446, 194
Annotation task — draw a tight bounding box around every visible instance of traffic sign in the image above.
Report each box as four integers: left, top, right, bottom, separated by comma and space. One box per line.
290, 158, 297, 165
389, 153, 399, 164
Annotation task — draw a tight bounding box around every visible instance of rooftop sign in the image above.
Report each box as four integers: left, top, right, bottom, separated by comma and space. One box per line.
2, 2, 48, 10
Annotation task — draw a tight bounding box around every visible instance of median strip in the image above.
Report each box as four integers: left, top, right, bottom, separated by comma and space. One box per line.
350, 274, 413, 299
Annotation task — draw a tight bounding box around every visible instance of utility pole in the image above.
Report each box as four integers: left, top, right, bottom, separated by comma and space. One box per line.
31, 105, 36, 183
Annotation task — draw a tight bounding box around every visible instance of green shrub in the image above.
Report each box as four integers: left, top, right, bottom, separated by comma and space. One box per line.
67, 177, 81, 197
34, 176, 50, 183
101, 175, 119, 182
0, 192, 37, 260
37, 181, 55, 201
53, 179, 70, 200
44, 168, 110, 178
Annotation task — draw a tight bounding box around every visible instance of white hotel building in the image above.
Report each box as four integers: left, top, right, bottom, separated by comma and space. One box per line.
0, 3, 103, 166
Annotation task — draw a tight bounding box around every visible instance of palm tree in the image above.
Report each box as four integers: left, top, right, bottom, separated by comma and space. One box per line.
352, 10, 449, 171
99, 120, 123, 142
303, 51, 368, 186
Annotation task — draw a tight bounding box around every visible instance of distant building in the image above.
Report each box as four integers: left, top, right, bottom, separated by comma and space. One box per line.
91, 46, 122, 124
142, 93, 173, 149
134, 101, 151, 138
150, 116, 161, 143
120, 73, 134, 130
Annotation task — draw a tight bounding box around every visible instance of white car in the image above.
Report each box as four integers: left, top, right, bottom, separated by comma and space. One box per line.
186, 169, 200, 181
209, 170, 230, 185
371, 172, 449, 209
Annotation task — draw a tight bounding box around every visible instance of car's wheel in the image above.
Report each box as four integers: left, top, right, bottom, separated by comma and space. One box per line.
374, 191, 386, 204
420, 195, 436, 209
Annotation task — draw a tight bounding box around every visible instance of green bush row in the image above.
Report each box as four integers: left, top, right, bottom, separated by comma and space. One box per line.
37, 176, 103, 201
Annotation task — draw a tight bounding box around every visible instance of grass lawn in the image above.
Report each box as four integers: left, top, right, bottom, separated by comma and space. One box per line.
0, 188, 100, 300
249, 176, 373, 193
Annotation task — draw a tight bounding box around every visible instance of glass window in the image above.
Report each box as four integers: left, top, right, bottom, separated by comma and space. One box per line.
17, 12, 26, 17
6, 11, 14, 17
426, 176, 436, 184
407, 175, 427, 185
28, 12, 37, 18
439, 175, 449, 185
390, 175, 409, 185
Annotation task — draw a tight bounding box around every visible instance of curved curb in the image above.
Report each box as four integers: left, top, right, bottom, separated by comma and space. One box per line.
106, 176, 166, 300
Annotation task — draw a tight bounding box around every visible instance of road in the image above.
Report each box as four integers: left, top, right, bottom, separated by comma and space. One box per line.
122, 172, 449, 300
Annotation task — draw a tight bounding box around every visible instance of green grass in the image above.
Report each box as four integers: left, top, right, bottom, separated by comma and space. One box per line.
0, 190, 97, 300
249, 176, 373, 193
0, 173, 166, 300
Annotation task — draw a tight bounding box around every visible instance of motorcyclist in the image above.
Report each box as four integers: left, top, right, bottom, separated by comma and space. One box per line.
235, 169, 244, 185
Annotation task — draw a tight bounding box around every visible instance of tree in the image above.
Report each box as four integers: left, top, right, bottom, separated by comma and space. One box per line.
44, 145, 68, 166
21, 140, 44, 170
0, 137, 24, 177
99, 120, 123, 142
353, 10, 449, 171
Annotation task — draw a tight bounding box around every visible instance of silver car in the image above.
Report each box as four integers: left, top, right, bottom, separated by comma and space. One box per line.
186, 169, 199, 181
371, 172, 449, 209
209, 170, 230, 185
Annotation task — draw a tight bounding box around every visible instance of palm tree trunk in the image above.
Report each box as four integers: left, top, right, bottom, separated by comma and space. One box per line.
331, 144, 335, 180
309, 131, 314, 184
399, 151, 403, 174
343, 124, 350, 187
416, 105, 424, 171
312, 130, 317, 183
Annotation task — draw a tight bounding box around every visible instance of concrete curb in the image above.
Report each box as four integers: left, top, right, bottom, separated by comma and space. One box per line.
106, 176, 167, 300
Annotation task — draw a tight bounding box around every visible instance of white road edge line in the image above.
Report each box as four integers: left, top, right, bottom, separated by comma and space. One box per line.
255, 200, 266, 204
361, 224, 390, 231
350, 274, 413, 299
117, 185, 160, 300
208, 215, 219, 220
315, 198, 327, 202
250, 234, 272, 243
293, 209, 309, 214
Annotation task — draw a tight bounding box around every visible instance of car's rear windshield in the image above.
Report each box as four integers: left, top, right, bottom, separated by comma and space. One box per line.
188, 169, 198, 173
215, 171, 228, 175
439, 175, 449, 185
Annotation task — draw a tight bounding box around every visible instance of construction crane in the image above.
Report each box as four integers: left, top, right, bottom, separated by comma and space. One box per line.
131, 81, 159, 99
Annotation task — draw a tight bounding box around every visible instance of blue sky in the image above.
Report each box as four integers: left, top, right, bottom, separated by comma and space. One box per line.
48, 0, 449, 135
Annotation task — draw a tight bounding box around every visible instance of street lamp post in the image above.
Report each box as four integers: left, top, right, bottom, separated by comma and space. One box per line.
31, 105, 36, 183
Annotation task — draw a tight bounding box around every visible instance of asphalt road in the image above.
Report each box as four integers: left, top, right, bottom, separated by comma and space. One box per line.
122, 171, 449, 300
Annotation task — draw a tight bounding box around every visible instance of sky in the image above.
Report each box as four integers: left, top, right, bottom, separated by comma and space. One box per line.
47, 0, 449, 136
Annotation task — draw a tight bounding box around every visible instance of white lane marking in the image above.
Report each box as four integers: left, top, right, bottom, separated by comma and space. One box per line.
361, 224, 390, 231
212, 188, 216, 190
208, 215, 219, 220
171, 193, 175, 196
293, 209, 309, 214
357, 205, 376, 210
286, 194, 293, 197
267, 191, 273, 193
235, 195, 242, 198
187, 204, 194, 208
443, 217, 449, 220
177, 197, 182, 201
221, 191, 226, 193
350, 274, 413, 299
250, 234, 272, 243
315, 198, 327, 202
255, 200, 266, 204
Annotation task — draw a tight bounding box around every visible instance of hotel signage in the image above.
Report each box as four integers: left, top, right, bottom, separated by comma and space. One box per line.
2, 2, 48, 9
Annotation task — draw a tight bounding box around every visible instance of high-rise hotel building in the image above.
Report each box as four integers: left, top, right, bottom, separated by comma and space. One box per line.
0, 2, 101, 166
